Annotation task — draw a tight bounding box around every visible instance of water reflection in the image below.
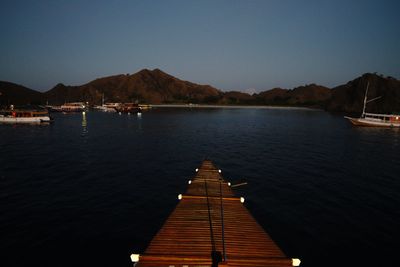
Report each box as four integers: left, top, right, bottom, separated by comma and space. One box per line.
81, 111, 88, 137
136, 112, 142, 131
354, 126, 400, 144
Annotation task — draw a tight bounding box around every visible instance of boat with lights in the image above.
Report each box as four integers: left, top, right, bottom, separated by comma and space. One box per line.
0, 105, 52, 123
61, 102, 86, 112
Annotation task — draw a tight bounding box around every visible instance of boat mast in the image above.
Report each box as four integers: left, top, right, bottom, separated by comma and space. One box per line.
362, 82, 369, 117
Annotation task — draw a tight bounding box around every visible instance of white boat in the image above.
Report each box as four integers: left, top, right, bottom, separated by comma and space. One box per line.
94, 102, 120, 112
61, 102, 86, 112
0, 108, 52, 123
45, 105, 63, 112
93, 94, 120, 112
344, 82, 400, 127
139, 104, 152, 110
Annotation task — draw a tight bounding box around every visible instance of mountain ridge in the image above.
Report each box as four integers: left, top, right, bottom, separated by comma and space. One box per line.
1, 69, 399, 113
326, 73, 400, 114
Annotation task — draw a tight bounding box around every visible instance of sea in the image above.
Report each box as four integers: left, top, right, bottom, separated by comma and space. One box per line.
1, 107, 399, 267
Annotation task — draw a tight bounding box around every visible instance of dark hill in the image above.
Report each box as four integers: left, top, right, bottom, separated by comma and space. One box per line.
0, 81, 44, 105
257, 88, 287, 100
42, 69, 331, 107
2, 70, 399, 113
290, 84, 332, 105
255, 84, 331, 107
326, 73, 400, 114
44, 83, 80, 104
220, 91, 253, 105
45, 69, 222, 105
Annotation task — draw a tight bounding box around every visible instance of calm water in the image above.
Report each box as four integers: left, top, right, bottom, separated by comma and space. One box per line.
1, 108, 399, 267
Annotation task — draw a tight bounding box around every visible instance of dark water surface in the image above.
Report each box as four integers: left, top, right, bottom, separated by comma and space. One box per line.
1, 108, 399, 267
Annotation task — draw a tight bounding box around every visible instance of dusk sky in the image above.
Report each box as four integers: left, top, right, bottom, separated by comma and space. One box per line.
1, 0, 399, 93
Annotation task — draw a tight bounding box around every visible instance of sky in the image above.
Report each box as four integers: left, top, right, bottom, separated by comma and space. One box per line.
1, 0, 399, 93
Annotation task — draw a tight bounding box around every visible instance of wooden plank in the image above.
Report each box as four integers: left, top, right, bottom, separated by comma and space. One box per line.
134, 160, 295, 267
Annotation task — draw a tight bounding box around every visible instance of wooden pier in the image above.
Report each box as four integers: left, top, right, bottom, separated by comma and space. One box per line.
132, 160, 299, 267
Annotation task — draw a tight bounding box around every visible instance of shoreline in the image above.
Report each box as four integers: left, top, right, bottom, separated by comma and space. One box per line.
150, 104, 320, 110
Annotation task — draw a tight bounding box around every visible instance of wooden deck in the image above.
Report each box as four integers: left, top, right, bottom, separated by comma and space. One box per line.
132, 160, 299, 267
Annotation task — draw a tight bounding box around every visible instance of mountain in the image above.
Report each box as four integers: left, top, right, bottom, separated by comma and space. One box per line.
219, 91, 254, 105
0, 81, 44, 105
254, 84, 331, 107
326, 73, 400, 114
196, 84, 331, 106
1, 70, 399, 113
44, 69, 222, 105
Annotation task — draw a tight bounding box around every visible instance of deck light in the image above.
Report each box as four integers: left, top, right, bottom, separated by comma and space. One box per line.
292, 258, 301, 266
178, 194, 182, 200
218, 169, 222, 173
188, 180, 192, 184
195, 168, 198, 172
228, 182, 231, 186
240, 197, 245, 203
130, 254, 140, 263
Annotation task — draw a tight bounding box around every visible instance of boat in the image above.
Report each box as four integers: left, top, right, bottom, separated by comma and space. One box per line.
138, 104, 152, 110
45, 105, 63, 112
0, 105, 52, 123
344, 82, 400, 127
115, 103, 141, 113
61, 102, 86, 112
345, 112, 400, 127
93, 93, 120, 112
130, 160, 300, 267
94, 102, 121, 112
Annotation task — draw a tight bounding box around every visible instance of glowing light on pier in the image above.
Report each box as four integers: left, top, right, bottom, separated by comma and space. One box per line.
130, 254, 140, 262
292, 258, 301, 266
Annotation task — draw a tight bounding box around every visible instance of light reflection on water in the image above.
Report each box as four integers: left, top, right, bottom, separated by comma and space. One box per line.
81, 111, 88, 137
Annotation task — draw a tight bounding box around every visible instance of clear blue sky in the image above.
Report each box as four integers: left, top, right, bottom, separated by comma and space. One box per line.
1, 0, 399, 92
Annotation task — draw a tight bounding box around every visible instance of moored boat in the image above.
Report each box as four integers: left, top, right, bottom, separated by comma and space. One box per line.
115, 103, 141, 113
345, 113, 400, 127
93, 102, 121, 112
93, 93, 121, 112
61, 102, 86, 112
345, 82, 400, 127
0, 106, 52, 123
138, 104, 152, 110
45, 105, 63, 112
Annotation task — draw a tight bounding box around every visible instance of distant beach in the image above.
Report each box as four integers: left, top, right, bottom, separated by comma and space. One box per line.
151, 104, 317, 110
